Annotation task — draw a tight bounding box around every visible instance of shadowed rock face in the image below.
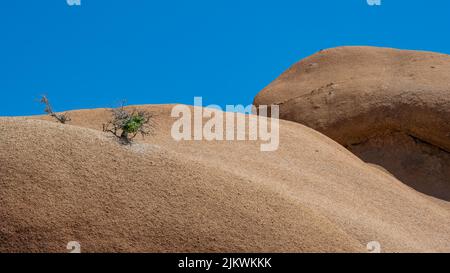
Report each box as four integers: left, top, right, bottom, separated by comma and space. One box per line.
254, 46, 450, 201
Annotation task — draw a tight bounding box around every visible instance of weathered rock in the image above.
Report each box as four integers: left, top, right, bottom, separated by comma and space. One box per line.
254, 46, 450, 200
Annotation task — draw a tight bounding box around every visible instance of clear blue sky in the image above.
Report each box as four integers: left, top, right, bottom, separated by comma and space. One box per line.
1, 0, 450, 116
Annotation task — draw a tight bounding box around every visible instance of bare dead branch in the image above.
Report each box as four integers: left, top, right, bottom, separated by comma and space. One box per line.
39, 95, 71, 124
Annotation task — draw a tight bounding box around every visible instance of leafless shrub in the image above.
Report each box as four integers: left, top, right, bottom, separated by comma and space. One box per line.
102, 104, 153, 144
39, 95, 71, 124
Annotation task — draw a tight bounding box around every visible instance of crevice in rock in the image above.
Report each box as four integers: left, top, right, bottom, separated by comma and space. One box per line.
348, 131, 450, 202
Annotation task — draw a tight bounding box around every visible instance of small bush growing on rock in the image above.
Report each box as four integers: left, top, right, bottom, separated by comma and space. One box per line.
40, 95, 71, 124
103, 104, 153, 144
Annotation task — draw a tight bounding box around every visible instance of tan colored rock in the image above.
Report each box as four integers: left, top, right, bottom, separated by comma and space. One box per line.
1, 105, 450, 252
254, 46, 450, 201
